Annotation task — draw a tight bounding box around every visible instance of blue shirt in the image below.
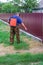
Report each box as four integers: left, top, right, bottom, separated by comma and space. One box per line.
9, 15, 22, 25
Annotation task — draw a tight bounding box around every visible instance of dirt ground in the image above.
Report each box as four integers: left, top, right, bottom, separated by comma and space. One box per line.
0, 22, 43, 56
0, 39, 43, 56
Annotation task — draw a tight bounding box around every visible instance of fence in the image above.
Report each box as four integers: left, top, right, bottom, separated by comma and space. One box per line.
20, 13, 43, 42
0, 13, 43, 42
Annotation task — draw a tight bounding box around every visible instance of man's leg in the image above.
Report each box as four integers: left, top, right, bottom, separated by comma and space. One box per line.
10, 26, 14, 44
15, 26, 20, 43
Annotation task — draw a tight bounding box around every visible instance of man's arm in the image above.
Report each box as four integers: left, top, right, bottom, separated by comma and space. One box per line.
8, 17, 12, 24
21, 22, 27, 30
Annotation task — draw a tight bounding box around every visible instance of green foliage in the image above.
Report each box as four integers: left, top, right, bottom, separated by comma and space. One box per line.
0, 0, 38, 13
0, 2, 4, 13
23, 0, 38, 12
13, 0, 38, 13
2, 3, 19, 13
13, 0, 20, 4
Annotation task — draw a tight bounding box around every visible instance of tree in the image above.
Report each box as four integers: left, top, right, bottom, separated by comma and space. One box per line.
0, 0, 38, 13
0, 2, 4, 13
2, 3, 19, 13
13, 0, 20, 4
12, 0, 38, 13
23, 0, 38, 12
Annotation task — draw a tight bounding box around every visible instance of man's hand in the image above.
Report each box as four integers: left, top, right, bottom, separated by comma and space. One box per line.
25, 27, 27, 31
21, 23, 27, 31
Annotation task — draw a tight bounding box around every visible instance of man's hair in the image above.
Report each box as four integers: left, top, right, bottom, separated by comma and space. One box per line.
16, 12, 20, 16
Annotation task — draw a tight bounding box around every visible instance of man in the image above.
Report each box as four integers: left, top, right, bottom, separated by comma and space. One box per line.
9, 13, 27, 44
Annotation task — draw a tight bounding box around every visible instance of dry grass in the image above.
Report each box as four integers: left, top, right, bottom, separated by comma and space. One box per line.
0, 21, 43, 56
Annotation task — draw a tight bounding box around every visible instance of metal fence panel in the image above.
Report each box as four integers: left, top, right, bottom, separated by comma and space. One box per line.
0, 13, 43, 41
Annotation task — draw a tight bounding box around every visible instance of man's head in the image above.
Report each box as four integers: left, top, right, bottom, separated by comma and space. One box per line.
16, 12, 20, 16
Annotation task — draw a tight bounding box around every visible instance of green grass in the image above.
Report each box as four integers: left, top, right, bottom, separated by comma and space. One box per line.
0, 21, 29, 49
0, 21, 43, 65
0, 53, 43, 65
